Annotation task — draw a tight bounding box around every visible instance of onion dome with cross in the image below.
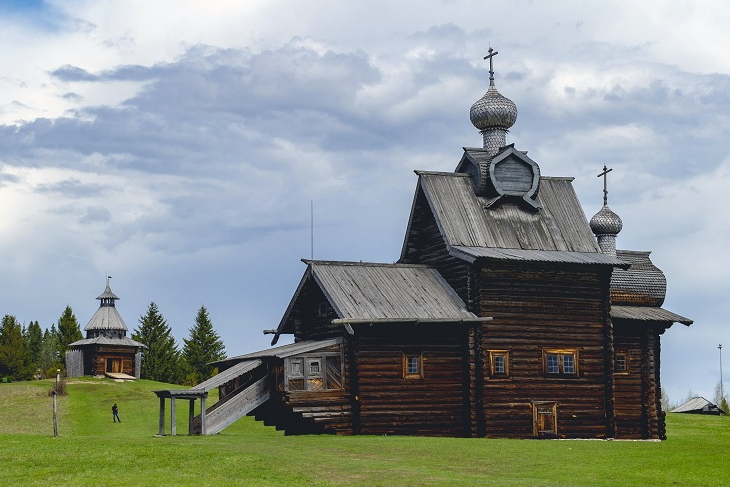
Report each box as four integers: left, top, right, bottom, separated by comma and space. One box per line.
470, 47, 518, 155
590, 165, 623, 256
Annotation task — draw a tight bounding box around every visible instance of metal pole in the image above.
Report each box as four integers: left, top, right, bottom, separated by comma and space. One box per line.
719, 344, 723, 403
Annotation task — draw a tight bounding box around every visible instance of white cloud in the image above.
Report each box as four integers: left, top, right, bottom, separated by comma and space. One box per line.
0, 0, 728, 400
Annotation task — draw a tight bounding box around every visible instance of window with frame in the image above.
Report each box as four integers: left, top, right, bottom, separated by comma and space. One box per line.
615, 351, 629, 374
403, 353, 423, 379
543, 349, 579, 377
488, 350, 510, 377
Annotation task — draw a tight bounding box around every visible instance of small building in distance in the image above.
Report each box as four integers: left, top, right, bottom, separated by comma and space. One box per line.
672, 397, 726, 415
66, 281, 144, 379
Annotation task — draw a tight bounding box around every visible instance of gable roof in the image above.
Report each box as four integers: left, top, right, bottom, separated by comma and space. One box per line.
403, 171, 627, 267
272, 261, 481, 343
671, 396, 725, 414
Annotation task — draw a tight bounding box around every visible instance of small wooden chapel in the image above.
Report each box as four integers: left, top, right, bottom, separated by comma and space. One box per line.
66, 279, 144, 379
155, 50, 692, 439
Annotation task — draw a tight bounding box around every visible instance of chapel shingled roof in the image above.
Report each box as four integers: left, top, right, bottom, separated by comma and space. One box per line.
403, 171, 627, 268
84, 284, 128, 331
272, 261, 483, 343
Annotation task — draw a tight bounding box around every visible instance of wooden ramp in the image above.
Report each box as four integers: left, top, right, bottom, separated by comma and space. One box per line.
186, 359, 271, 435
196, 376, 270, 435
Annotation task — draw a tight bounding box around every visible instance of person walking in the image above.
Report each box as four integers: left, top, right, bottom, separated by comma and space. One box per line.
112, 403, 121, 423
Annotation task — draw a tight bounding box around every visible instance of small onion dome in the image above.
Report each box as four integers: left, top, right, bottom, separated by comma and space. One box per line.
590, 205, 623, 236
470, 84, 518, 131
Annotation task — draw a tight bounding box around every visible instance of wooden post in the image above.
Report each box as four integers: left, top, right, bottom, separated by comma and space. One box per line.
200, 395, 207, 435
158, 397, 166, 436
170, 397, 177, 436
188, 399, 195, 435
53, 369, 60, 437
52, 391, 58, 437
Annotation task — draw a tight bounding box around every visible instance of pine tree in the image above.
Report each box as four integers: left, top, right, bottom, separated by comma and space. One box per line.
0, 315, 31, 381
25, 321, 43, 376
133, 302, 181, 384
56, 306, 83, 366
182, 306, 226, 385
39, 325, 61, 377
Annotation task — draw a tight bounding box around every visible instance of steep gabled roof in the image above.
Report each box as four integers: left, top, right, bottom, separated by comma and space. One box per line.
272, 260, 481, 343
402, 171, 624, 267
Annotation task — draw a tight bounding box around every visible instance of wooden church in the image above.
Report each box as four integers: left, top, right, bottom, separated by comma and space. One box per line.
66, 280, 144, 379
155, 51, 691, 439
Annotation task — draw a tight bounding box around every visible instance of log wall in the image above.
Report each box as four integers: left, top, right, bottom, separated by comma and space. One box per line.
354, 324, 471, 437
478, 262, 612, 438
83, 345, 138, 376
613, 321, 666, 439
612, 330, 643, 438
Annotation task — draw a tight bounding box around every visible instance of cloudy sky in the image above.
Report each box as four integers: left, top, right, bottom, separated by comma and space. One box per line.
1, 0, 728, 403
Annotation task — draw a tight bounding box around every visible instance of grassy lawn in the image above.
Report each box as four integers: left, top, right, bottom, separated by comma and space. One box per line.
1, 378, 728, 486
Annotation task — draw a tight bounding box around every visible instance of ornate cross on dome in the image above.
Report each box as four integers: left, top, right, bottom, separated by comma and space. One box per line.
484, 47, 498, 84
597, 165, 613, 206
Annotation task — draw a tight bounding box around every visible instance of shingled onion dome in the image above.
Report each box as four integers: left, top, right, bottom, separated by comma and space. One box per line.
470, 50, 518, 156
590, 205, 623, 256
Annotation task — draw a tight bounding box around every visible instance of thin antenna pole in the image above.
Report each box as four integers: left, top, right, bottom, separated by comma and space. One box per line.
719, 344, 723, 405
310, 201, 314, 260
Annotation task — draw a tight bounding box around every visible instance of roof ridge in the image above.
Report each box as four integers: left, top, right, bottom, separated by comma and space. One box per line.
301, 259, 428, 268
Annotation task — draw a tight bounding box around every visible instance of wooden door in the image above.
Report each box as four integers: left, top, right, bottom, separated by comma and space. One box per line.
106, 358, 122, 373
532, 402, 558, 438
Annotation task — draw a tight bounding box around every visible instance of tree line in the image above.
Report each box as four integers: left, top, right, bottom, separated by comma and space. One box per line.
0, 303, 226, 386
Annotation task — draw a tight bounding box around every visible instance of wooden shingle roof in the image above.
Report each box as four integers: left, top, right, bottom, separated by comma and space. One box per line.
84, 304, 128, 331
671, 397, 725, 414
611, 250, 667, 307
408, 172, 618, 262
308, 261, 476, 321
68, 336, 144, 347
272, 261, 482, 343
611, 305, 692, 326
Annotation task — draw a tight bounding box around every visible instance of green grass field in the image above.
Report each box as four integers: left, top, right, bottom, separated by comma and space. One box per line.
1, 378, 728, 486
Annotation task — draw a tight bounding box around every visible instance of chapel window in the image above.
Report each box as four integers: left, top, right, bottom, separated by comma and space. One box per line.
403, 353, 423, 379
543, 349, 579, 377
488, 350, 510, 377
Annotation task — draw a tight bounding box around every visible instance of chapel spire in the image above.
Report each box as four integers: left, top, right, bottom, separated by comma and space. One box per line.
469, 47, 518, 155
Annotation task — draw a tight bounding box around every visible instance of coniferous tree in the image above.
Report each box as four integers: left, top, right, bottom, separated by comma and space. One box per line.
25, 321, 43, 376
133, 302, 181, 384
0, 315, 31, 381
56, 306, 82, 366
39, 325, 61, 377
713, 381, 729, 413
182, 306, 226, 385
